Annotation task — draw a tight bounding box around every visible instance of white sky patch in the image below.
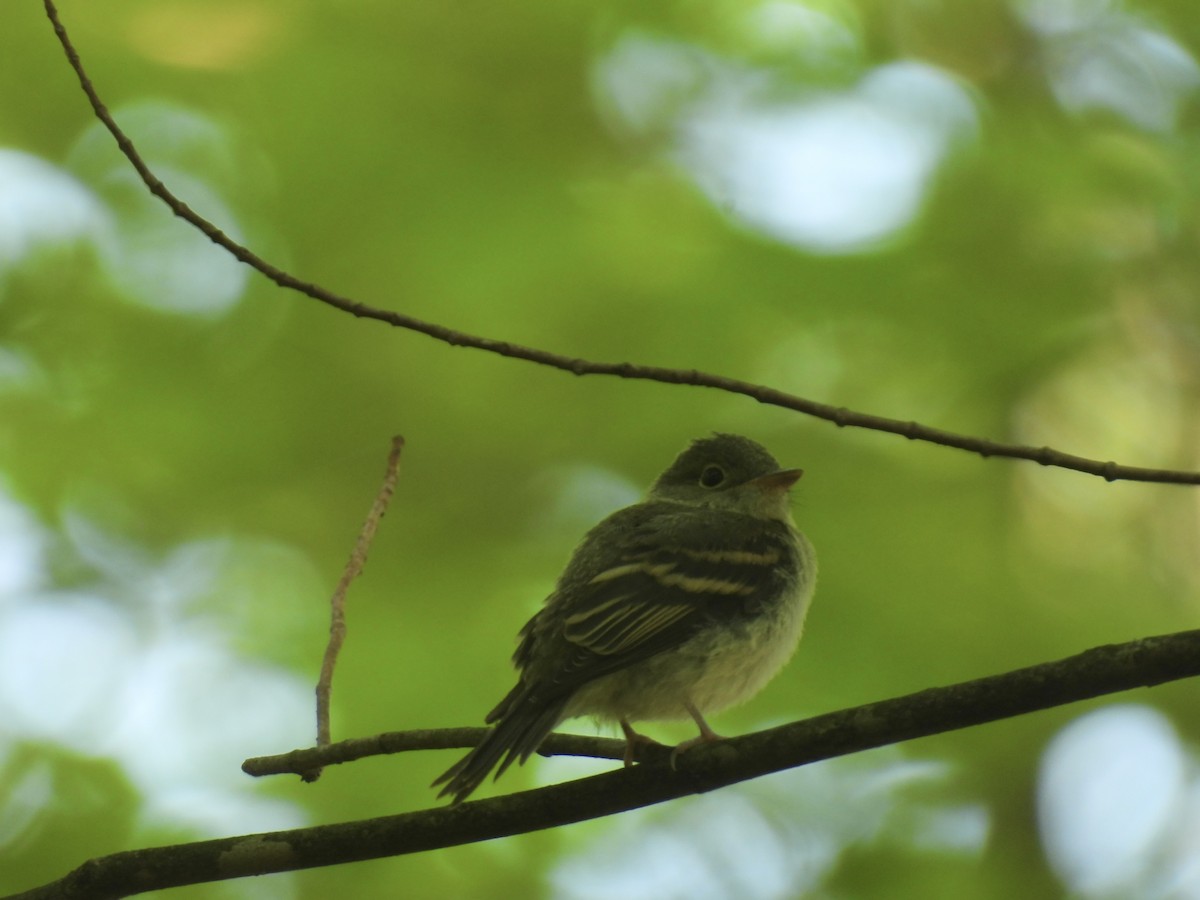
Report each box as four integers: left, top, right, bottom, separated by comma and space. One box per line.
0, 149, 106, 270
0, 497, 313, 846
1019, 0, 1200, 132
1038, 705, 1200, 897
594, 29, 977, 253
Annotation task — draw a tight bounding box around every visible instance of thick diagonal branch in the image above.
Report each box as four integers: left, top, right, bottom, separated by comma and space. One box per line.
13, 629, 1200, 899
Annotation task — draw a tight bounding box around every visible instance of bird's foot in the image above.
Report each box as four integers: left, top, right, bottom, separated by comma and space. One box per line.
669, 729, 725, 770
620, 719, 666, 767
670, 703, 724, 769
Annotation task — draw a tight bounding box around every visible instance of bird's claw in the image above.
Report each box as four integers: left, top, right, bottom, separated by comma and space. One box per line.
620, 720, 666, 766
669, 728, 725, 770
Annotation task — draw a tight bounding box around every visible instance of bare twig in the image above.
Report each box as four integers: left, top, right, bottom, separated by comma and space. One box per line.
39, 0, 1200, 487
311, 436, 405, 777
242, 729, 628, 778
13, 629, 1200, 899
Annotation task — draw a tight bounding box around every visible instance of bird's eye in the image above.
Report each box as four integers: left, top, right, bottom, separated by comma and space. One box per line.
699, 464, 726, 488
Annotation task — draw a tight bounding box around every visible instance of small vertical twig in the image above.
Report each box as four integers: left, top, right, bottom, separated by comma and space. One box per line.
306, 436, 406, 781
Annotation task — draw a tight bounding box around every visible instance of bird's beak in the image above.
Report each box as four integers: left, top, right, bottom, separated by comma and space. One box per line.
750, 468, 804, 492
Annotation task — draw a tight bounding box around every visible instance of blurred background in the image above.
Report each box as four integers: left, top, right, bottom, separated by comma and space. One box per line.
2, 0, 1200, 897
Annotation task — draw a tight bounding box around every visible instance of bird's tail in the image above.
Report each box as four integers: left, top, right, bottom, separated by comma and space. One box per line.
432, 688, 570, 805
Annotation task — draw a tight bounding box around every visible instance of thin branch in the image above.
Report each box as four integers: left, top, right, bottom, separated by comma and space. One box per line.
12, 629, 1200, 899
310, 436, 405, 779
40, 0, 1200, 487
242, 729, 627, 779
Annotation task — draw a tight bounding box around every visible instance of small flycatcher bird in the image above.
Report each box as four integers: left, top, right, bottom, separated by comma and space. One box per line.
433, 433, 817, 804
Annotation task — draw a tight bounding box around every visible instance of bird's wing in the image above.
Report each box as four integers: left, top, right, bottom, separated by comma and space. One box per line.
529, 503, 796, 689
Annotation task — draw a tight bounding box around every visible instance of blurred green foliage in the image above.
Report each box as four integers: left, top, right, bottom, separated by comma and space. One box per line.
2, 0, 1199, 897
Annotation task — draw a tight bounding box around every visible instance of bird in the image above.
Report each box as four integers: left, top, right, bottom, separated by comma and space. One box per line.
432, 433, 817, 804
